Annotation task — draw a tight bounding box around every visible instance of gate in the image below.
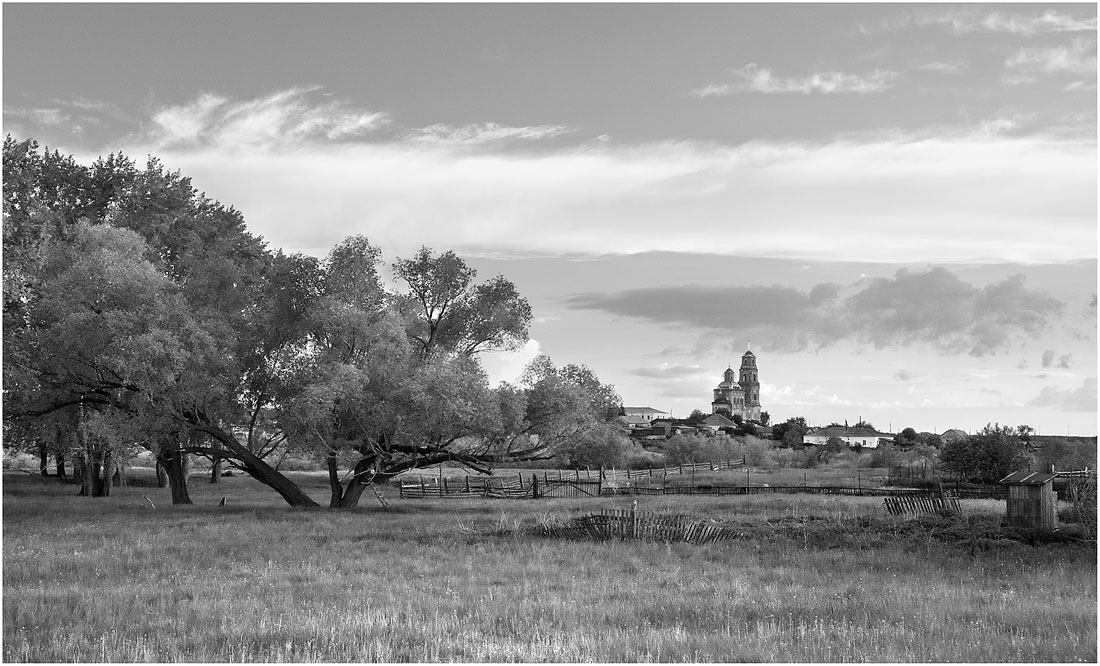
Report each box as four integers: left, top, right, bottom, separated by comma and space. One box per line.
537, 478, 602, 498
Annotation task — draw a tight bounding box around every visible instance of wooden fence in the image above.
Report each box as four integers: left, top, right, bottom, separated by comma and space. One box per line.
883, 490, 962, 518
399, 459, 745, 499
398, 478, 978, 500
537, 504, 739, 544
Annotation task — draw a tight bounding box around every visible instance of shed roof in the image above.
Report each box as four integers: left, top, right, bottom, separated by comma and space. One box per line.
999, 471, 1057, 485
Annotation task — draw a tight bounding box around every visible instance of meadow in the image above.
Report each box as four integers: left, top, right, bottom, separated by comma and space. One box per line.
3, 468, 1095, 662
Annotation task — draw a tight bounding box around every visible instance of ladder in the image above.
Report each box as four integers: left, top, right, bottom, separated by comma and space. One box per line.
368, 482, 390, 508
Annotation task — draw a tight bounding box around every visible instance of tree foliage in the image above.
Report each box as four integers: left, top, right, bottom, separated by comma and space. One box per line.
2, 137, 620, 509
939, 423, 1029, 484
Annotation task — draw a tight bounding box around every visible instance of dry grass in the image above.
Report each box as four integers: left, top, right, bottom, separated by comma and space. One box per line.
3, 471, 1095, 662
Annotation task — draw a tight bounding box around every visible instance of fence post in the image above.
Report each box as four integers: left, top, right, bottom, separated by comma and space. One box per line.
858, 469, 862, 496
632, 499, 639, 539
420, 478, 425, 496
465, 476, 470, 493
532, 474, 539, 499
443, 478, 448, 494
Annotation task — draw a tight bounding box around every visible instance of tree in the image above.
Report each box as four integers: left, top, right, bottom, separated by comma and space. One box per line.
3, 221, 211, 500
392, 247, 531, 358
685, 409, 708, 426
895, 427, 919, 445
772, 416, 807, 446
758, 411, 771, 427
939, 423, 1028, 484
1033, 437, 1096, 472
3, 140, 616, 510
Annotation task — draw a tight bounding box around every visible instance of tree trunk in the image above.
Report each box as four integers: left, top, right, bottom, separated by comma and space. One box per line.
191, 421, 319, 508
38, 444, 49, 476
159, 444, 192, 505
335, 457, 382, 509
155, 461, 168, 488
111, 462, 124, 487
80, 457, 109, 497
55, 453, 66, 479
327, 452, 343, 509
210, 438, 223, 484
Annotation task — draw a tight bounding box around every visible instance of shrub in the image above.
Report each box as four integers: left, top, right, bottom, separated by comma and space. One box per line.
742, 437, 777, 467
557, 423, 632, 469
661, 433, 743, 466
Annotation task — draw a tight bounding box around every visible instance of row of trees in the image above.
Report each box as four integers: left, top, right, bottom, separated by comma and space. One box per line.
3, 136, 621, 508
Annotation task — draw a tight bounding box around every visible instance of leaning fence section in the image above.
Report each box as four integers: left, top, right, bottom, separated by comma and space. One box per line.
537, 506, 740, 544
883, 490, 962, 518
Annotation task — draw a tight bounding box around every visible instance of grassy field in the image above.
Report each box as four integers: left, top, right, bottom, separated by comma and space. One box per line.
3, 468, 1095, 662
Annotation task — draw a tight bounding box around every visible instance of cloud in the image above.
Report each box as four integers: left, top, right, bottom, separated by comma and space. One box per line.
147, 87, 390, 149
404, 122, 571, 147
57, 89, 1096, 265
1005, 38, 1098, 80
478, 339, 541, 387
893, 369, 914, 382
628, 363, 709, 380
913, 61, 968, 75
862, 9, 1097, 35
695, 64, 898, 96
1040, 350, 1073, 369
1028, 377, 1097, 411
565, 268, 1064, 356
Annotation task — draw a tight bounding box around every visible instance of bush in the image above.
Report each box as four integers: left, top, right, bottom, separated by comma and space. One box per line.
557, 423, 632, 469
661, 433, 743, 466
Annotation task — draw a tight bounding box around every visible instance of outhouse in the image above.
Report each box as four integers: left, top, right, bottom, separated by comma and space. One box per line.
999, 470, 1058, 531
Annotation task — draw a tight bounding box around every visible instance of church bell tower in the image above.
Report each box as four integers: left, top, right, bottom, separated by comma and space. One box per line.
738, 345, 761, 422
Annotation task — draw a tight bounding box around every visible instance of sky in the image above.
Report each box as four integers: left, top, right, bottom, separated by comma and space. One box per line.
4, 3, 1097, 435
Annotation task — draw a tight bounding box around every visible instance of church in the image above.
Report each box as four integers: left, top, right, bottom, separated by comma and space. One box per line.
710, 347, 762, 422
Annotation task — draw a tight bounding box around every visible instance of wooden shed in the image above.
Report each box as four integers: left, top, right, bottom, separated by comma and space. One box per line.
999, 470, 1058, 531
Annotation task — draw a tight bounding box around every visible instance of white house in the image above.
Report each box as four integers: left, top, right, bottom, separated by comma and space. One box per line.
622, 407, 669, 424
803, 425, 895, 449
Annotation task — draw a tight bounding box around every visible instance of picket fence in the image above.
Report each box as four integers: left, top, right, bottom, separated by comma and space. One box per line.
537, 504, 739, 544
882, 490, 962, 518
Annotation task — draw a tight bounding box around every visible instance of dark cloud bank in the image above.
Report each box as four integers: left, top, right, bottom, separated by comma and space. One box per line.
565, 267, 1063, 356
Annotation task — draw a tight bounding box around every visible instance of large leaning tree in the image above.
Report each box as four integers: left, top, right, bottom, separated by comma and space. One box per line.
5, 137, 616, 509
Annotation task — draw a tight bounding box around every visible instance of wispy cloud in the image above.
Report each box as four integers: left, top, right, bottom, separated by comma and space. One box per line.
565, 268, 1064, 357
148, 87, 390, 149
60, 89, 1096, 266
404, 122, 571, 147
861, 9, 1097, 35
893, 369, 914, 382
3, 106, 71, 127
912, 60, 968, 74
1005, 38, 1098, 80
628, 363, 709, 380
695, 64, 899, 96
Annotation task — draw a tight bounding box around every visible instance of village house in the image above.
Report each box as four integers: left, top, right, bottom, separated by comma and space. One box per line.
803, 425, 895, 449
622, 407, 669, 424
940, 428, 969, 445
